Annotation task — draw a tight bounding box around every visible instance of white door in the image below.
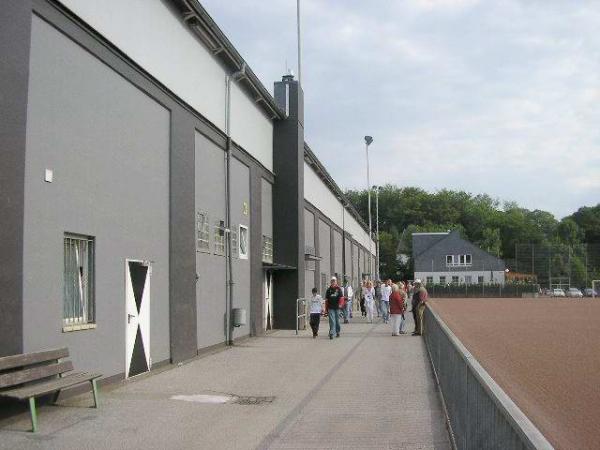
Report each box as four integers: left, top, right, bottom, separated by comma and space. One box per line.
125, 260, 151, 378
264, 272, 273, 331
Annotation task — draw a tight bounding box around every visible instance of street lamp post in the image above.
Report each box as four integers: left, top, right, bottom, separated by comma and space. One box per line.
364, 136, 373, 279
374, 185, 380, 281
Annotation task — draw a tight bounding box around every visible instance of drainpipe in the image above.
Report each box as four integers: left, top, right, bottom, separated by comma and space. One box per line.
225, 63, 246, 346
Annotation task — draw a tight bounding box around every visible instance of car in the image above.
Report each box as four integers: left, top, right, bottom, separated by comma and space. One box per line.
552, 288, 566, 297
566, 288, 583, 298
584, 288, 598, 297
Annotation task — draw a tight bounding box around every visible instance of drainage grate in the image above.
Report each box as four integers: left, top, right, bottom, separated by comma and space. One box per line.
233, 396, 275, 405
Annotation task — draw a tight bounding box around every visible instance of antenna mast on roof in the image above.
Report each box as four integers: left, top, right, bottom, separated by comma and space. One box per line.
297, 0, 302, 85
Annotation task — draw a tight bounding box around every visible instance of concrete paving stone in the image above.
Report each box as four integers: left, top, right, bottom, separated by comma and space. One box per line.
0, 315, 450, 450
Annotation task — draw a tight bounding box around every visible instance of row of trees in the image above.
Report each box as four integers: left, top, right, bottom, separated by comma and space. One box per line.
345, 185, 600, 286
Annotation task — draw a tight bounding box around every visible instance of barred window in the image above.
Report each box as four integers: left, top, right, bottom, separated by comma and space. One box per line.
214, 220, 226, 256
63, 234, 95, 330
262, 235, 273, 263
239, 225, 249, 259
196, 211, 210, 252
426, 276, 433, 285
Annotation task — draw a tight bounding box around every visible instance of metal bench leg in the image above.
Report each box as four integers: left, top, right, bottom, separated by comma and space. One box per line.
28, 397, 38, 433
91, 379, 99, 408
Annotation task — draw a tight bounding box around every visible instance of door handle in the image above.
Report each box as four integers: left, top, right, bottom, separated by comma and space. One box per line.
128, 313, 136, 324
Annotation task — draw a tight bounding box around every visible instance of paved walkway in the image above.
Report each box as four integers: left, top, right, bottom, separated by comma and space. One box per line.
0, 315, 450, 450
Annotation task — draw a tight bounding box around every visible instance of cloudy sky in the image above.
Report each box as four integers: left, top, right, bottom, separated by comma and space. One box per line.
201, 0, 600, 219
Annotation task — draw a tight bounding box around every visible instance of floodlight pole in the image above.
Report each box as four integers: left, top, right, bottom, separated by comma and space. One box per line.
365, 136, 373, 279
374, 185, 380, 280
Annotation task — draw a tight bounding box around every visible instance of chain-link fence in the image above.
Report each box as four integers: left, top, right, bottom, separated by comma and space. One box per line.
427, 283, 538, 298
508, 243, 600, 289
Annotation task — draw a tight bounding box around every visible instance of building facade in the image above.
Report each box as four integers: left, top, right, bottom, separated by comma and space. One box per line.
0, 0, 376, 382
413, 231, 506, 285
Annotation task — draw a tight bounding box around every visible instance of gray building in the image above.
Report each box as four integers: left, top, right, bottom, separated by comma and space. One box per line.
0, 0, 376, 383
413, 231, 506, 285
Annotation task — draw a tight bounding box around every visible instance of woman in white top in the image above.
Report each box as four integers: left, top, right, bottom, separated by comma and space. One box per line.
363, 281, 376, 323
309, 287, 324, 338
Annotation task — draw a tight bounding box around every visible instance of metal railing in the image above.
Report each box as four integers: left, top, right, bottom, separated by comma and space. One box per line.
424, 307, 554, 450
295, 298, 307, 335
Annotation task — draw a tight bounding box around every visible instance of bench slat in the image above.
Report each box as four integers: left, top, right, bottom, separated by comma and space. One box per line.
0, 361, 74, 389
0, 348, 69, 371
0, 372, 102, 400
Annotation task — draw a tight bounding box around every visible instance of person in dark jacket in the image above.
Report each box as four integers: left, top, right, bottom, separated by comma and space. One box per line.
325, 276, 343, 339
411, 279, 428, 335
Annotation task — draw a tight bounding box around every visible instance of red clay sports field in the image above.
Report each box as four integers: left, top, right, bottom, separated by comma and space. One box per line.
429, 298, 600, 450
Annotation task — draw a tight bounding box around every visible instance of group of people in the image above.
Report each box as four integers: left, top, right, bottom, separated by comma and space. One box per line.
308, 277, 429, 340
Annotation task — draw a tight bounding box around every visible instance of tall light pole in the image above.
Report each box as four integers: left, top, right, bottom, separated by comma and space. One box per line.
364, 136, 373, 279
374, 185, 380, 281
296, 0, 302, 85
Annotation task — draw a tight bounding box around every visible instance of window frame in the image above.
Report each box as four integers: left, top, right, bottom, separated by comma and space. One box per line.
446, 255, 454, 265
63, 233, 96, 332
439, 276, 446, 284
452, 276, 459, 284
262, 235, 273, 264
213, 219, 226, 256
239, 224, 249, 260
196, 211, 210, 253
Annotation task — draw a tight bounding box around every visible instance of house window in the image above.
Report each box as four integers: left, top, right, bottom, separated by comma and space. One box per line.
459, 254, 466, 265
214, 220, 226, 256
63, 234, 95, 330
465, 254, 472, 265
262, 235, 273, 263
439, 276, 446, 284
446, 255, 454, 265
452, 276, 459, 284
478, 275, 484, 284
465, 275, 472, 284
239, 225, 249, 259
426, 276, 433, 284
196, 211, 210, 253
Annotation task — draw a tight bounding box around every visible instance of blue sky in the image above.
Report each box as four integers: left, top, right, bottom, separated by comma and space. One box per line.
201, 0, 600, 219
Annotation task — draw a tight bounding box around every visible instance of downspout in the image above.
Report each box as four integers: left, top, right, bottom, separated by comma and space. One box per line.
225, 63, 246, 346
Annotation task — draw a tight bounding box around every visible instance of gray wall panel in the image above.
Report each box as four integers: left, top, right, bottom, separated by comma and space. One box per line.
333, 230, 343, 277
318, 219, 331, 293
195, 132, 227, 348
23, 16, 171, 375
261, 179, 273, 238
0, 0, 32, 356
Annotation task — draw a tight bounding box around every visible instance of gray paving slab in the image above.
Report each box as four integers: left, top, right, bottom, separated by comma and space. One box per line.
0, 314, 450, 450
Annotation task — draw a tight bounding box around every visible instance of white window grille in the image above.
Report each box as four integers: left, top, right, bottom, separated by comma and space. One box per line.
452, 276, 459, 284
239, 225, 249, 259
426, 276, 433, 284
63, 234, 95, 328
196, 211, 210, 252
465, 275, 472, 284
478, 275, 484, 284
465, 254, 472, 264
262, 235, 273, 263
439, 276, 446, 284
446, 255, 454, 265
214, 220, 226, 256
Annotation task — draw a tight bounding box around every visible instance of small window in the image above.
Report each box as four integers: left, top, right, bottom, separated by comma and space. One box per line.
446, 255, 454, 265
439, 276, 446, 284
452, 276, 459, 284
459, 255, 466, 265
478, 275, 484, 284
465, 275, 472, 284
239, 225, 249, 259
214, 220, 225, 256
63, 234, 95, 330
465, 254, 472, 264
196, 211, 210, 253
426, 276, 433, 284
262, 235, 273, 263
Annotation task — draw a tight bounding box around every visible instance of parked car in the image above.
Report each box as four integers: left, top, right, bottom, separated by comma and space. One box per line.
552, 288, 566, 297
566, 288, 583, 298
584, 288, 598, 297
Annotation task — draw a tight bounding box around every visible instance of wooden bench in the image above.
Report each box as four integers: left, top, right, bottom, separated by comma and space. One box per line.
0, 347, 102, 432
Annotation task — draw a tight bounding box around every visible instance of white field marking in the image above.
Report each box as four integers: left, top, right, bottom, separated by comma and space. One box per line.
170, 394, 234, 404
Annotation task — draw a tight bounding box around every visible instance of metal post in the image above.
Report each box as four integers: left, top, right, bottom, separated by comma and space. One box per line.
364, 136, 373, 279
375, 186, 380, 280
296, 0, 302, 85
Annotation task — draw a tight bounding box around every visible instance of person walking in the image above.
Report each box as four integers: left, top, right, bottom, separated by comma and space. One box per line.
364, 280, 376, 323
399, 282, 408, 334
380, 279, 392, 324
341, 278, 354, 324
389, 283, 405, 336
325, 276, 343, 339
359, 281, 367, 317
411, 279, 429, 336
374, 280, 382, 318
308, 287, 323, 338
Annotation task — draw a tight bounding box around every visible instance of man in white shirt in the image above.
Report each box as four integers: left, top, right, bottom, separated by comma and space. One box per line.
380, 279, 392, 324
341, 278, 354, 324
308, 287, 323, 338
